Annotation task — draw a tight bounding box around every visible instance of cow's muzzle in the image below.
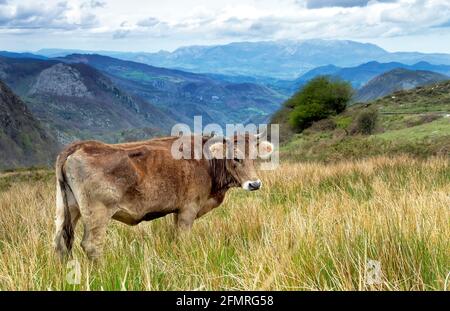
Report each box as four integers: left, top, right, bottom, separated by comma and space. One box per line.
243, 179, 262, 191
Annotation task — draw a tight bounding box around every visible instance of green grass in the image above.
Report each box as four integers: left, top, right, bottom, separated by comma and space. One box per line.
0, 169, 53, 192
375, 118, 449, 141
334, 115, 353, 129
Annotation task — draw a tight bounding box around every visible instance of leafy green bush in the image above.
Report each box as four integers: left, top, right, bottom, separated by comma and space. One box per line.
288, 76, 353, 132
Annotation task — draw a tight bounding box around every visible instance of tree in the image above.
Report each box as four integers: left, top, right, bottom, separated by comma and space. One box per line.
288, 76, 353, 132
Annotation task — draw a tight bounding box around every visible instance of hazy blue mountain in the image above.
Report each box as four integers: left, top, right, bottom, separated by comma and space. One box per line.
355, 69, 449, 102
35, 48, 96, 58
37, 40, 450, 79
59, 54, 285, 126
293, 61, 450, 90
0, 56, 175, 144
292, 64, 341, 89
0, 51, 48, 60
37, 48, 128, 58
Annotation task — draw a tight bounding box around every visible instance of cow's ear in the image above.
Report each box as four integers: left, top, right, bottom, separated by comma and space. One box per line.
258, 141, 274, 159
209, 142, 226, 159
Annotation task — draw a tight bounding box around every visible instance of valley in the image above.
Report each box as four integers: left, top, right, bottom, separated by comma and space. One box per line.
59, 54, 284, 126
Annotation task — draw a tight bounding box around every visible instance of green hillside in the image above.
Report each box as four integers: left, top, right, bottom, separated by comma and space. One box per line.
278, 80, 450, 162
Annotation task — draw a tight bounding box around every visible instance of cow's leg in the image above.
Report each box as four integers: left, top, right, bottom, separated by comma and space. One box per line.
79, 202, 114, 260
54, 183, 80, 258
196, 194, 225, 219
175, 205, 198, 232
196, 197, 221, 219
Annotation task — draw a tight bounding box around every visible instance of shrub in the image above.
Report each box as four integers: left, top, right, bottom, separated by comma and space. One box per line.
308, 119, 337, 132
288, 76, 353, 132
351, 108, 379, 135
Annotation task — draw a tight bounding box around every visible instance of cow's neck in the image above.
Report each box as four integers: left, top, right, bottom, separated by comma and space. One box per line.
209, 159, 236, 195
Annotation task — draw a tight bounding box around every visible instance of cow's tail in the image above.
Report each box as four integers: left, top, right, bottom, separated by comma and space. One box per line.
54, 147, 78, 258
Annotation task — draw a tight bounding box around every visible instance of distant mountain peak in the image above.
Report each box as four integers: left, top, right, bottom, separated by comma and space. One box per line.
413, 60, 432, 66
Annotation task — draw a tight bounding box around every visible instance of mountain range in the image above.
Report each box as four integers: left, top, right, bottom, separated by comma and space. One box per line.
37, 40, 450, 80
0, 51, 48, 60
0, 56, 175, 144
57, 54, 284, 126
0, 52, 286, 147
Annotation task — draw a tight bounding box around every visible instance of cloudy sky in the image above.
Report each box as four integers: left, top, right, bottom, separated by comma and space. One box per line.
1, 0, 450, 53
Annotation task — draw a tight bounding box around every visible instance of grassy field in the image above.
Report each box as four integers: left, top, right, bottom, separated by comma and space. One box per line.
0, 156, 448, 290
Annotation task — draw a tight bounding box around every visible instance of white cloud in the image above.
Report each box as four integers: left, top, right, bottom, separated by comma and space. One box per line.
0, 0, 101, 30
112, 29, 130, 39
125, 0, 450, 42
80, 0, 106, 9
0, 0, 449, 52
137, 17, 161, 28
303, 0, 396, 9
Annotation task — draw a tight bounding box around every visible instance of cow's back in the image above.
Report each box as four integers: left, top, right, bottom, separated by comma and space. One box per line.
60, 137, 213, 219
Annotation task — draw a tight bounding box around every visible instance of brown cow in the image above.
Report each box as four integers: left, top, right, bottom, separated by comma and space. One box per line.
53, 134, 274, 259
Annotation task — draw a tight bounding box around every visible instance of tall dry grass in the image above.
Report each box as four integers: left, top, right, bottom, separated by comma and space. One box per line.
0, 156, 448, 290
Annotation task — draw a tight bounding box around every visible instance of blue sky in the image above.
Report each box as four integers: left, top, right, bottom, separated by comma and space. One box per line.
1, 0, 449, 53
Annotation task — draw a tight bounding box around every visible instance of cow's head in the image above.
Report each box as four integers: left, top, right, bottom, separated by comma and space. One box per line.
208, 134, 274, 191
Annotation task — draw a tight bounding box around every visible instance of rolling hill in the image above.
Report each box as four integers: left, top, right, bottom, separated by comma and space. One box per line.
0, 79, 58, 169
355, 69, 449, 102
59, 54, 285, 125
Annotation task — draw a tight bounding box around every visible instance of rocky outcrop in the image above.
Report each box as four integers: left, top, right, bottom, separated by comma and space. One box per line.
29, 63, 92, 98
